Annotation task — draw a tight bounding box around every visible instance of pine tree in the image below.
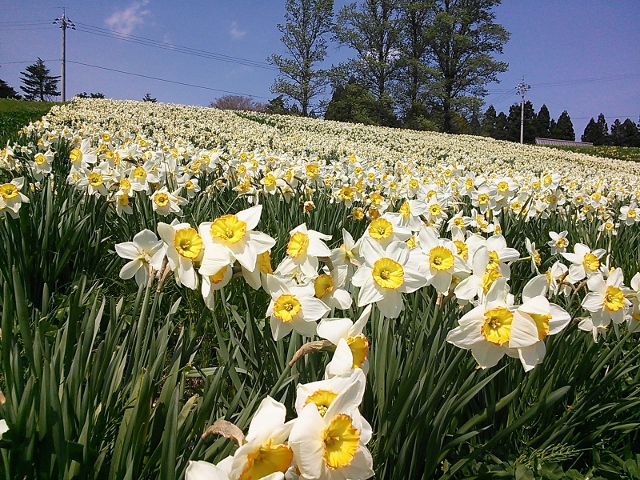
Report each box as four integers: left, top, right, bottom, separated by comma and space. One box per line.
20, 58, 60, 101
268, 0, 334, 116
553, 110, 575, 140
481, 105, 497, 137
619, 119, 640, 147
0, 78, 20, 99
494, 111, 509, 140
581, 118, 599, 143
535, 104, 551, 138
595, 113, 609, 145
142, 93, 157, 102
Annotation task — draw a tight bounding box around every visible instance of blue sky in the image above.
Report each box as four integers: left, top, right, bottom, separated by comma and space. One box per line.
1, 1, 639, 137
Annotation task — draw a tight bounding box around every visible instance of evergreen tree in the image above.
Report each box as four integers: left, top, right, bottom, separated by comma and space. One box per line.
20, 58, 60, 101
581, 118, 599, 143
505, 101, 536, 143
142, 93, 157, 102
481, 105, 497, 137
535, 104, 551, 138
0, 78, 20, 99
595, 113, 609, 145
619, 118, 640, 147
494, 111, 509, 140
268, 0, 334, 116
552, 110, 574, 140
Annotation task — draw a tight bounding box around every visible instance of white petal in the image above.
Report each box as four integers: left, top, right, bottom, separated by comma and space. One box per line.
115, 241, 140, 260
518, 342, 546, 372
236, 204, 262, 230
245, 396, 287, 444
317, 317, 354, 345
471, 342, 506, 369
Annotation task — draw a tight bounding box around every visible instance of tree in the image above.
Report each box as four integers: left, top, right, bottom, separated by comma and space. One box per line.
75, 92, 105, 99
581, 118, 599, 144
481, 105, 498, 137
0, 78, 20, 99
333, 0, 403, 100
325, 77, 397, 126
552, 110, 575, 140
268, 0, 334, 116
422, 0, 510, 133
142, 93, 157, 103
20, 58, 60, 101
595, 113, 610, 145
581, 115, 610, 145
506, 100, 536, 143
535, 104, 551, 138
494, 111, 509, 140
210, 95, 265, 112
610, 118, 640, 147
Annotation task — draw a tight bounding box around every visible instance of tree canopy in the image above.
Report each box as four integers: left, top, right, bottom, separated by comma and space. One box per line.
20, 58, 60, 101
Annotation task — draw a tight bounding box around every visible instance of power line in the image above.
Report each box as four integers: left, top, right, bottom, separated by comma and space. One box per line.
67, 60, 269, 99
0, 59, 59, 65
73, 21, 278, 71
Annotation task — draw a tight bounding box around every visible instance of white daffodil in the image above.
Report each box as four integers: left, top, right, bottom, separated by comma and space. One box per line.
156, 221, 203, 290
466, 234, 520, 279
186, 456, 233, 480
266, 274, 330, 341
561, 243, 606, 283
277, 223, 332, 278
294, 369, 372, 454
151, 187, 186, 216
447, 278, 539, 369
619, 203, 639, 226
386, 199, 428, 231
0, 419, 8, 439
199, 204, 276, 277
454, 246, 503, 303
0, 177, 29, 218
312, 265, 352, 310
547, 230, 569, 255
241, 250, 274, 291
361, 215, 412, 250
510, 275, 572, 371
329, 229, 361, 282
524, 238, 541, 274
417, 226, 470, 294
31, 150, 54, 179
579, 268, 630, 341
289, 377, 374, 480
68, 138, 97, 172
229, 397, 295, 480
115, 229, 164, 286
627, 273, 640, 333
351, 238, 427, 319
317, 305, 372, 377
545, 261, 570, 296
201, 263, 234, 309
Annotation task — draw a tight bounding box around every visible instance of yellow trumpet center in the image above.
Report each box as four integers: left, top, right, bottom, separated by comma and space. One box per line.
153, 192, 170, 207
429, 246, 454, 271
209, 265, 229, 284
305, 389, 338, 417
372, 258, 404, 289
273, 294, 301, 322
314, 274, 334, 298
583, 253, 600, 273
347, 334, 369, 368
173, 228, 203, 260
322, 414, 360, 470
398, 201, 411, 218
481, 269, 502, 294
368, 218, 393, 240
257, 251, 273, 274
133, 166, 147, 180
69, 148, 82, 163
604, 286, 624, 311
211, 214, 247, 244
88, 172, 103, 187
529, 313, 552, 341
0, 183, 19, 199
481, 306, 513, 346
487, 251, 500, 270
239, 439, 293, 480
287, 231, 309, 258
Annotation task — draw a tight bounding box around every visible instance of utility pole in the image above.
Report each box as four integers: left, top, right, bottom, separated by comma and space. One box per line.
515, 78, 530, 144
54, 8, 75, 102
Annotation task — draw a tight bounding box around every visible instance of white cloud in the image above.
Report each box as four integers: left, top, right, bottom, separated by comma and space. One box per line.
229, 21, 246, 39
106, 0, 150, 35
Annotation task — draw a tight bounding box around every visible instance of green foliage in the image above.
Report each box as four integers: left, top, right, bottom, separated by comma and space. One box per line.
0, 98, 58, 145
0, 79, 20, 100
325, 79, 398, 126
20, 58, 61, 102
551, 110, 575, 141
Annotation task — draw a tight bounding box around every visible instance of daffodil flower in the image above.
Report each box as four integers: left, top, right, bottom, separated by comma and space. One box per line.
229, 397, 295, 480
277, 223, 332, 278
561, 243, 606, 283
317, 305, 372, 377
351, 238, 427, 319
446, 278, 539, 369
289, 375, 374, 480
510, 275, 571, 371
186, 456, 233, 480
417, 226, 470, 294
579, 268, 630, 341
201, 263, 234, 309
0, 177, 29, 218
156, 221, 204, 290
199, 205, 276, 277
265, 274, 330, 341
115, 229, 164, 286
547, 230, 569, 255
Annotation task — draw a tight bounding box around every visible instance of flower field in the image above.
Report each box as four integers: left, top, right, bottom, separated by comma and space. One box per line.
1, 98, 640, 479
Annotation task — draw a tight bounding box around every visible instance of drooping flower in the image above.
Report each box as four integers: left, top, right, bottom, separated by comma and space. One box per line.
115, 229, 164, 286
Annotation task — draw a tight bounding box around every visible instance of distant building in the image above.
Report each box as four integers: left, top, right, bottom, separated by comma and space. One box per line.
535, 138, 593, 147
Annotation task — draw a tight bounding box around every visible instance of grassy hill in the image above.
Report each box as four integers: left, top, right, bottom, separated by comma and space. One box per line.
0, 98, 60, 144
